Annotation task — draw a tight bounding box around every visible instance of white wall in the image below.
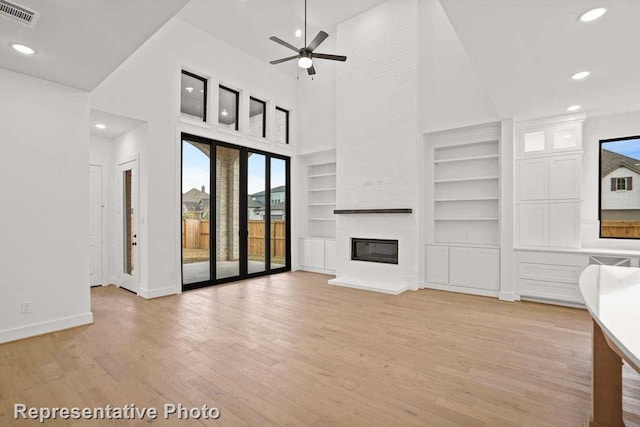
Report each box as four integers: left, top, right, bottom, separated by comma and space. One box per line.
582, 110, 640, 250
91, 17, 298, 296
333, 0, 420, 293
0, 68, 92, 343
418, 0, 498, 133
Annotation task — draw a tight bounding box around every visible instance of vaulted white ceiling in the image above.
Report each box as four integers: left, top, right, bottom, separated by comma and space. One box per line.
177, 0, 386, 76
0, 0, 189, 90
440, 0, 640, 119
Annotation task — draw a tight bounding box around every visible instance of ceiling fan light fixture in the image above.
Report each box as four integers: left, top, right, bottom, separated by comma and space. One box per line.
298, 56, 313, 69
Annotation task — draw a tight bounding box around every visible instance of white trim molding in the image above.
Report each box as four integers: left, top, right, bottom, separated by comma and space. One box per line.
0, 312, 94, 344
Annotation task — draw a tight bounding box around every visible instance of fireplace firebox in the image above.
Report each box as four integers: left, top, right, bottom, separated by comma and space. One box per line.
351, 238, 398, 264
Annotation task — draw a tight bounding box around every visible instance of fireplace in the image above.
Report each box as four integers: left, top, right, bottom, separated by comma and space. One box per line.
351, 238, 399, 264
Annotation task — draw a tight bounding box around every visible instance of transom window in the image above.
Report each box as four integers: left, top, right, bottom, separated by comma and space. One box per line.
274, 107, 289, 144
180, 70, 207, 122
219, 85, 239, 131
249, 97, 266, 138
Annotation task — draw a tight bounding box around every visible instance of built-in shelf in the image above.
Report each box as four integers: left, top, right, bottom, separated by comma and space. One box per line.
434, 154, 499, 164
307, 160, 337, 239
308, 173, 337, 178
434, 218, 499, 221
334, 208, 413, 215
434, 197, 499, 202
308, 187, 337, 192
434, 176, 499, 184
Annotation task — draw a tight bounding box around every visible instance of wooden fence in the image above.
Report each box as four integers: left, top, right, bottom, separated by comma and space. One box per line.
601, 221, 640, 238
182, 219, 285, 259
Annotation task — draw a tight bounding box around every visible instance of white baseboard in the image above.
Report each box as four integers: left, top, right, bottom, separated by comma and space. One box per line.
0, 312, 93, 344
328, 278, 407, 295
298, 266, 336, 276
420, 282, 499, 299
499, 291, 519, 302
520, 296, 585, 309
138, 286, 178, 299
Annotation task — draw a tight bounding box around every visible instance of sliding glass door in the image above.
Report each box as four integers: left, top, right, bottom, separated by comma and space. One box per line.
181, 133, 290, 290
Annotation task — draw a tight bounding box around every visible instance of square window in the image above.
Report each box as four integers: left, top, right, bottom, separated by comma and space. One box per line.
274, 107, 289, 144
249, 97, 266, 138
181, 71, 207, 121
600, 136, 640, 239
219, 85, 239, 131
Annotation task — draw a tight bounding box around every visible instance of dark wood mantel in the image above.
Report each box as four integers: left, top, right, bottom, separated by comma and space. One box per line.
333, 208, 413, 215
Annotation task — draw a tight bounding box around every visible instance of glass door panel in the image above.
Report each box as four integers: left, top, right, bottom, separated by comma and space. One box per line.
216, 145, 241, 280
270, 158, 287, 270
181, 140, 211, 285
247, 153, 267, 274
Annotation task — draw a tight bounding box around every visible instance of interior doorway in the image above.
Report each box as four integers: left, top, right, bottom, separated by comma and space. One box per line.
181, 133, 291, 290
118, 157, 140, 293
89, 164, 105, 286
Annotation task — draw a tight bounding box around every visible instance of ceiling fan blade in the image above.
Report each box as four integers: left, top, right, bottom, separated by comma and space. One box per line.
269, 36, 299, 53
312, 53, 347, 62
270, 55, 299, 65
307, 66, 316, 76
307, 31, 328, 52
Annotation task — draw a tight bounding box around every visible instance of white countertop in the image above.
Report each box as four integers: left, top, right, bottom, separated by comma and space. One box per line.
579, 265, 640, 371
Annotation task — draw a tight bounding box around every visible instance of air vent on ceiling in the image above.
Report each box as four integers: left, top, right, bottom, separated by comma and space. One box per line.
0, 0, 39, 27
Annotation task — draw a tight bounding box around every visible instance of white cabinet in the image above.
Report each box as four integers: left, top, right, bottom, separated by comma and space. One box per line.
425, 245, 499, 292
516, 115, 584, 249
449, 247, 474, 287
299, 238, 336, 272
474, 249, 500, 291
548, 155, 581, 199
324, 240, 337, 271
425, 245, 449, 284
519, 154, 580, 201
518, 202, 579, 248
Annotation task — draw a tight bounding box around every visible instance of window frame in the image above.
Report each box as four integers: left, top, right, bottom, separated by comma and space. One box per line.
275, 106, 290, 145
219, 84, 240, 131
180, 70, 208, 122
249, 96, 267, 138
598, 134, 640, 240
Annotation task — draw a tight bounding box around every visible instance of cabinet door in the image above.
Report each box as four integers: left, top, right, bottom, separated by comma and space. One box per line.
299, 238, 325, 269
549, 155, 580, 199
449, 247, 474, 288
426, 245, 449, 284
324, 240, 337, 271
474, 249, 500, 290
518, 204, 548, 246
519, 158, 548, 200
548, 203, 580, 248
521, 130, 547, 156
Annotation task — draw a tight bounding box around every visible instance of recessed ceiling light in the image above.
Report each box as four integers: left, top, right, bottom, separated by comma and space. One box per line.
11, 43, 36, 55
295, 29, 302, 38
95, 123, 106, 130
579, 7, 607, 22
185, 87, 194, 93
221, 109, 228, 116
567, 105, 581, 112
571, 71, 591, 80
200, 89, 204, 93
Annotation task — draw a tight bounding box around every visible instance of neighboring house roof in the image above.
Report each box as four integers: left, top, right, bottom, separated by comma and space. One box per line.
183, 187, 209, 203
249, 185, 286, 197
183, 201, 200, 212
255, 201, 286, 212
601, 149, 640, 178
248, 199, 264, 209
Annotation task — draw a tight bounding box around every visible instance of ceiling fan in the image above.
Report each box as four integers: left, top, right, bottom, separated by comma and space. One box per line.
269, 0, 347, 76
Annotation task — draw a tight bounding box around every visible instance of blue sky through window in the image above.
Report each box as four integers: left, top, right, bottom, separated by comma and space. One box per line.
183, 141, 285, 195
603, 138, 640, 160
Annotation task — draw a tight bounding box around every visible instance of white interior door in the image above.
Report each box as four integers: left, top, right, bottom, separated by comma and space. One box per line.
118, 158, 140, 293
89, 165, 104, 286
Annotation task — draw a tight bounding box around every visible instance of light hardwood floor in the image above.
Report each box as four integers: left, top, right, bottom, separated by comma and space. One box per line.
1, 271, 639, 426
